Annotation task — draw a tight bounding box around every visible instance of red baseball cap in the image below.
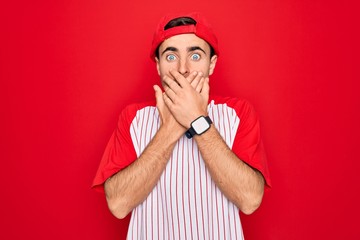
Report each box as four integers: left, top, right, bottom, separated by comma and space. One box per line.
150, 12, 219, 61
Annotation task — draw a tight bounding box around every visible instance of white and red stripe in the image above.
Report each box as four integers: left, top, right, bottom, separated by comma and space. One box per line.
127, 100, 244, 240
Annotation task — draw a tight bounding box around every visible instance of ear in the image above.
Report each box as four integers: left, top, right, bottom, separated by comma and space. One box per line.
209, 55, 218, 76
155, 57, 160, 76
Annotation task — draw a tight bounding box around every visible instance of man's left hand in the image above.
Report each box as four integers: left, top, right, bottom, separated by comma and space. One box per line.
162, 70, 210, 128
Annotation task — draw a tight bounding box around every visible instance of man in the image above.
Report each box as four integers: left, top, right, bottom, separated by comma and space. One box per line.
93, 12, 271, 239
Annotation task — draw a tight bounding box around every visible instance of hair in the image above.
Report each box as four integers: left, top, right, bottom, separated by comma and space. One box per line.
155, 17, 215, 59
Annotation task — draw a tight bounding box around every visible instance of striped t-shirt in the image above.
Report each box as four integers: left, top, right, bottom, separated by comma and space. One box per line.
93, 96, 271, 240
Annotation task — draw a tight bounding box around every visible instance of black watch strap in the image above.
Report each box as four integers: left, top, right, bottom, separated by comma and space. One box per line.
185, 127, 196, 139
185, 116, 212, 139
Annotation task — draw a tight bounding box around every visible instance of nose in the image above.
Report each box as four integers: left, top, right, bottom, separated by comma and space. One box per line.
178, 59, 189, 77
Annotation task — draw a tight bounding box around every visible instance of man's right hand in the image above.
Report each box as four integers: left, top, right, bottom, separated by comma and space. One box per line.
154, 84, 185, 141
154, 71, 207, 140
162, 70, 209, 129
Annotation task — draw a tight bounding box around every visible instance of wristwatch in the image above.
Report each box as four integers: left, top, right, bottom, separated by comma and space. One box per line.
185, 115, 212, 139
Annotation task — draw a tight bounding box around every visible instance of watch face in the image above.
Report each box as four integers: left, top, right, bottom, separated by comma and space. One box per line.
192, 116, 210, 134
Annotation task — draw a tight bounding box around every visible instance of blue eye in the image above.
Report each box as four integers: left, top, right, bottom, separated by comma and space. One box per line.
191, 53, 201, 61
166, 54, 177, 61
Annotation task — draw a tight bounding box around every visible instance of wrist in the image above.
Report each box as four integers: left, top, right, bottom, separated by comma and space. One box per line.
159, 123, 185, 143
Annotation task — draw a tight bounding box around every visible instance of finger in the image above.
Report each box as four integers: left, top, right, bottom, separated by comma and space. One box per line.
163, 74, 182, 93
195, 77, 205, 92
191, 78, 200, 90
191, 72, 204, 91
154, 85, 164, 108
163, 84, 177, 103
200, 77, 210, 96
169, 70, 190, 89
187, 71, 198, 84
162, 92, 174, 109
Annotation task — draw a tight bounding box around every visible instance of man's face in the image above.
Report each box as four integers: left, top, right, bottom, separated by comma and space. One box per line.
155, 33, 217, 86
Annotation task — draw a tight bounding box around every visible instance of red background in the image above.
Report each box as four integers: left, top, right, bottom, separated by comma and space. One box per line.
1, 0, 359, 239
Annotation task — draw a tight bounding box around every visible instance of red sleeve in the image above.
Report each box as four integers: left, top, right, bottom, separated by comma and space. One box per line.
91, 104, 138, 192
231, 99, 272, 188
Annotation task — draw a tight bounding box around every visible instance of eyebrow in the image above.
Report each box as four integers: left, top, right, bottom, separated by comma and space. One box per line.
161, 47, 178, 56
187, 46, 206, 55
161, 46, 207, 56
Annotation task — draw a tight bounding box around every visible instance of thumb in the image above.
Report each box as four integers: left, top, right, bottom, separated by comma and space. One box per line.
153, 85, 164, 107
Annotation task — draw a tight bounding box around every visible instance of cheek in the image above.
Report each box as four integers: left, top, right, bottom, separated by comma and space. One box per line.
195, 62, 211, 76
158, 66, 173, 82
158, 67, 170, 78
159, 62, 176, 76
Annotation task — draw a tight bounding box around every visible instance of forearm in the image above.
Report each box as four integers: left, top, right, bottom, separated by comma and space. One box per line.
195, 126, 265, 214
104, 126, 180, 219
